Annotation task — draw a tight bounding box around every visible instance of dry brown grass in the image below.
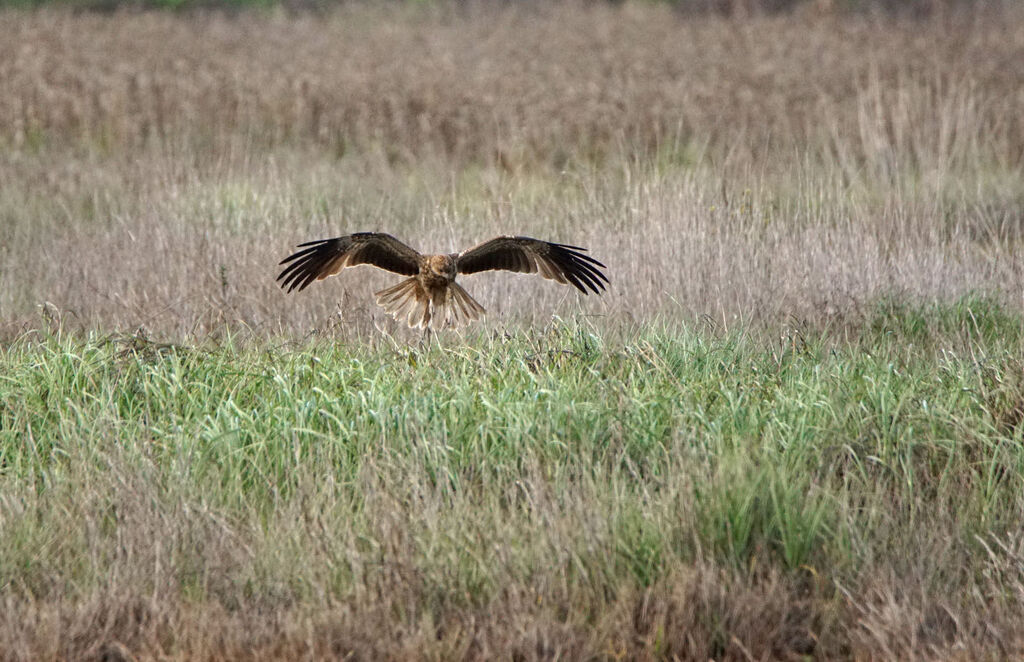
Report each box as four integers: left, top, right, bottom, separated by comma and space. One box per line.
2, 4, 1022, 166
4, 440, 1024, 662
1, 4, 1023, 340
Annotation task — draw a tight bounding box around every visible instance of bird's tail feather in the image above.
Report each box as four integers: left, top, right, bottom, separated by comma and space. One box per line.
374, 278, 485, 330
375, 277, 430, 329
447, 282, 486, 328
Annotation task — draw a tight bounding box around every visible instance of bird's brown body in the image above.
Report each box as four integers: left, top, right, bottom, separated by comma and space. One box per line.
421, 254, 457, 287
373, 253, 484, 329
277, 232, 608, 329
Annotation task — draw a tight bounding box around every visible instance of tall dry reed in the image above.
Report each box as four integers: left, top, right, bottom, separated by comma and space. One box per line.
0, 4, 1021, 341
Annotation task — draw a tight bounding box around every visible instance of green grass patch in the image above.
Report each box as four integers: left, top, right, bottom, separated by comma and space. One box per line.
3, 298, 1024, 656
2, 298, 1023, 588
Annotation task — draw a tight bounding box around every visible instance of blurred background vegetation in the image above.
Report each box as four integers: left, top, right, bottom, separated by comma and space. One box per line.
0, 0, 1012, 16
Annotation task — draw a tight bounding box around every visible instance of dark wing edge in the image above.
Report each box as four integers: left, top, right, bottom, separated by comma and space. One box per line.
456, 236, 609, 295
276, 232, 421, 293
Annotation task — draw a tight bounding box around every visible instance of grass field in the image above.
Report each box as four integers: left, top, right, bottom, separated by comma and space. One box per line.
2, 3, 1024, 660
4, 302, 1024, 659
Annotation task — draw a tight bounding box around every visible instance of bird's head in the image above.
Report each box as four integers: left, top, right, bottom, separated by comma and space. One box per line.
427, 254, 457, 280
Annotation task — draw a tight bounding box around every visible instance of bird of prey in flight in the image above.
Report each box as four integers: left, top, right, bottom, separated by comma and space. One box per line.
277, 232, 608, 329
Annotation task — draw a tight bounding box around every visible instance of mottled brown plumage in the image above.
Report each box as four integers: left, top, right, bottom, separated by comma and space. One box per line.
277, 232, 608, 329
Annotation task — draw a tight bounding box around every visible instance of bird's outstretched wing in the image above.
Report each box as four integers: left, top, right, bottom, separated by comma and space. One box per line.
456, 236, 608, 295
277, 232, 421, 293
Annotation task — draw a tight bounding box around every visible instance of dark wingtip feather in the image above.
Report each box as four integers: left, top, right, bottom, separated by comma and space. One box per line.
576, 253, 607, 269
296, 238, 334, 248
278, 239, 332, 266
563, 271, 587, 294
556, 243, 607, 269
549, 243, 608, 295
277, 250, 321, 293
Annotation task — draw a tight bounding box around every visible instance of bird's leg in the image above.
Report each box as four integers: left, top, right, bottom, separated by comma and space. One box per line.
419, 326, 432, 349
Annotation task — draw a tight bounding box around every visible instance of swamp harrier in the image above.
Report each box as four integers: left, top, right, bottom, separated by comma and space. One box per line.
277, 232, 608, 329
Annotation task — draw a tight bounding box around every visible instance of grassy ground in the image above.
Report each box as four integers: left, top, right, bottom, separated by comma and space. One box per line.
3, 300, 1024, 659
2, 3, 1024, 660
